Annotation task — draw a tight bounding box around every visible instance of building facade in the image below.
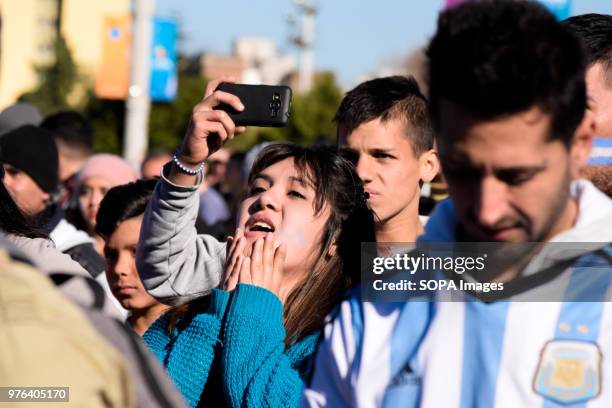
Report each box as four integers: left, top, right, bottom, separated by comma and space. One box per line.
0, 0, 129, 109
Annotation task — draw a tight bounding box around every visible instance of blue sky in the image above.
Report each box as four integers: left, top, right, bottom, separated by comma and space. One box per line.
156, 0, 612, 88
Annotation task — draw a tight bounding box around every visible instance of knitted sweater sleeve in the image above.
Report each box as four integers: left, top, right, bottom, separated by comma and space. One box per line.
142, 314, 173, 365
143, 290, 230, 408
221, 284, 319, 408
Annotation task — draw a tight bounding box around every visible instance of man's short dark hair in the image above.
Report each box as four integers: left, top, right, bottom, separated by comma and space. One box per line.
427, 0, 587, 146
95, 179, 156, 238
563, 14, 612, 80
334, 75, 433, 156
41, 111, 94, 155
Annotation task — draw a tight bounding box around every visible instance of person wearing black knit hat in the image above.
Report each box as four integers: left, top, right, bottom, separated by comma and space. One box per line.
0, 126, 120, 315
0, 125, 58, 215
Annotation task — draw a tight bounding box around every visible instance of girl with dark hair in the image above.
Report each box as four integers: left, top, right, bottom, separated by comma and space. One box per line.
138, 77, 375, 407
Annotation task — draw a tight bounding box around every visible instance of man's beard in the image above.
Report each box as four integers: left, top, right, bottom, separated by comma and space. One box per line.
532, 164, 572, 243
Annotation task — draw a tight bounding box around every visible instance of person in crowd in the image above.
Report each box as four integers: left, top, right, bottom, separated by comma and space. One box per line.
0, 125, 59, 218
205, 147, 231, 189
215, 151, 248, 231
40, 110, 95, 193
563, 13, 612, 197
303, 2, 612, 406
225, 151, 247, 202
75, 153, 139, 255
298, 74, 440, 405
198, 148, 232, 239
1, 156, 187, 406
0, 125, 107, 280
0, 199, 188, 407
0, 158, 47, 241
141, 149, 172, 179
137, 77, 376, 407
0, 235, 135, 407
335, 76, 439, 242
0, 154, 124, 319
96, 179, 169, 335
0, 102, 42, 135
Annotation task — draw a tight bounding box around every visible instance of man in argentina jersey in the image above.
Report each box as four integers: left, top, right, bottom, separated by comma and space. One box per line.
302, 1, 612, 407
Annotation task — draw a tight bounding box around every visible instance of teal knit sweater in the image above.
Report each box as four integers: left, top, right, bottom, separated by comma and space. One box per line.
143, 284, 319, 408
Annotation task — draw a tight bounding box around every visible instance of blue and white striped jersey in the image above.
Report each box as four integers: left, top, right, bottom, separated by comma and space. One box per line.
302, 181, 612, 408
588, 138, 612, 165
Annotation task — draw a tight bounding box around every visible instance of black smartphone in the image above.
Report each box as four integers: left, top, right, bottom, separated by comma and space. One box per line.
215, 83, 292, 127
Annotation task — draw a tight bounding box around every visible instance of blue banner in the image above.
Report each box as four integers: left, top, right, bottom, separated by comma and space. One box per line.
537, 0, 572, 21
150, 18, 177, 102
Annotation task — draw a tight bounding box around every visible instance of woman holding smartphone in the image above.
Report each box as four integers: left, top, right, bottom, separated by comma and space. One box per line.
138, 77, 375, 407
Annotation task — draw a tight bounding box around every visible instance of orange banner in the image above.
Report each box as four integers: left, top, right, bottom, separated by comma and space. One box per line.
95, 15, 131, 99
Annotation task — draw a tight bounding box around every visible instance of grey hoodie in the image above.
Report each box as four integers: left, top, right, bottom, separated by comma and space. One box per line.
4, 233, 124, 319
0, 235, 188, 408
136, 169, 225, 306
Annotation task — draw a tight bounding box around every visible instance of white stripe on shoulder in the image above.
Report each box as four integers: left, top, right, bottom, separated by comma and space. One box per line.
331, 301, 358, 376
418, 301, 465, 408
494, 302, 562, 407
303, 301, 360, 407
355, 302, 401, 407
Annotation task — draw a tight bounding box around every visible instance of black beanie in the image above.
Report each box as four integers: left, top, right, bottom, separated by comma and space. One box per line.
0, 125, 59, 193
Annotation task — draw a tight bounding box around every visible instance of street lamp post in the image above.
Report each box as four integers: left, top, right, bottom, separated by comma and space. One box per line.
289, 0, 317, 93
124, 0, 155, 167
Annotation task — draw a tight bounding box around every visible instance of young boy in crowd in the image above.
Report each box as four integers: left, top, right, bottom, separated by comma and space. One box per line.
335, 76, 439, 242
96, 179, 169, 335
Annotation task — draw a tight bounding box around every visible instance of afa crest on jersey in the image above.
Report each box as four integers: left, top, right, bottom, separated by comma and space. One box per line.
533, 340, 602, 404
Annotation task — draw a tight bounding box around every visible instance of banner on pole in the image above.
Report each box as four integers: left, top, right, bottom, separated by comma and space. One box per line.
150, 18, 178, 102
95, 15, 131, 100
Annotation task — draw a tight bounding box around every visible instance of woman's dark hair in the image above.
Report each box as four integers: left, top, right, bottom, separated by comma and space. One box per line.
248, 143, 376, 344
95, 179, 157, 238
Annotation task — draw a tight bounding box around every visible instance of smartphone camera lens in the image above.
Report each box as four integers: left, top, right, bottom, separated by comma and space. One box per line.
270, 93, 282, 118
